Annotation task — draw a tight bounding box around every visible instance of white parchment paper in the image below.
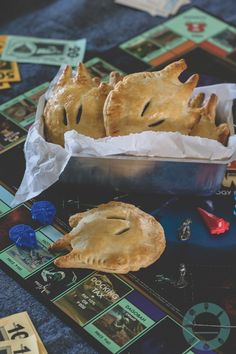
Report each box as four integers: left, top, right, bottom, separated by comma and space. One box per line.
12, 83, 236, 206
12, 95, 71, 206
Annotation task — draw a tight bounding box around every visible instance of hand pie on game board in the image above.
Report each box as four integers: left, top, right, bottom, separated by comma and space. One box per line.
189, 93, 230, 146
49, 201, 166, 273
43, 63, 122, 146
104, 59, 203, 136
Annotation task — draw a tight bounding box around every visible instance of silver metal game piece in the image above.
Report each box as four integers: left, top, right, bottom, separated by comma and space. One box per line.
155, 264, 188, 289
175, 263, 188, 288
178, 218, 192, 241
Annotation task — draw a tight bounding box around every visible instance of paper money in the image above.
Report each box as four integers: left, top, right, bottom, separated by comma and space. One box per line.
0, 82, 11, 90
115, 0, 190, 17
0, 36, 21, 83
2, 35, 86, 67
0, 312, 47, 353
0, 335, 40, 353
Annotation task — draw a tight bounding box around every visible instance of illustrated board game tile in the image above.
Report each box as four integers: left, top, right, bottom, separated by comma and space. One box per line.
200, 41, 228, 57
171, 40, 196, 56
0, 113, 27, 154
140, 25, 187, 52
149, 50, 175, 66
0, 230, 57, 278
148, 27, 182, 46
85, 298, 154, 353
0, 83, 49, 129
28, 263, 92, 301
120, 37, 167, 63
0, 97, 36, 128
126, 291, 166, 322
124, 316, 198, 354
85, 57, 124, 81
84, 323, 120, 353
54, 273, 132, 326
0, 184, 14, 207
209, 27, 236, 53
165, 8, 227, 44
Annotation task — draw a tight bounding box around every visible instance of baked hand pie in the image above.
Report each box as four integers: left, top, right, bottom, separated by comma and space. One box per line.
49, 201, 165, 273
43, 63, 122, 146
103, 59, 203, 137
189, 93, 230, 145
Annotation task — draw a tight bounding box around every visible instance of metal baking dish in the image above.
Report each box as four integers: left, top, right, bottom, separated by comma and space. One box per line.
59, 154, 229, 196
59, 90, 235, 196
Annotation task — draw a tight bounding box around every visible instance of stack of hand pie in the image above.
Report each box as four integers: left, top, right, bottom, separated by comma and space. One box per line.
43, 59, 230, 146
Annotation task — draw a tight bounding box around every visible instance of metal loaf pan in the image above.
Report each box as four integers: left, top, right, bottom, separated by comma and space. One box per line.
59, 154, 229, 196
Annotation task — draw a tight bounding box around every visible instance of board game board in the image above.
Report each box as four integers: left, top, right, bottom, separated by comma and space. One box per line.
1, 7, 236, 354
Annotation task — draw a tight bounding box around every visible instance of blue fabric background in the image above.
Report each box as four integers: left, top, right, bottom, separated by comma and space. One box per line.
0, 1, 236, 353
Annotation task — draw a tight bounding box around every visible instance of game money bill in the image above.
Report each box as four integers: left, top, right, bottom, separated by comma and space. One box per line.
2, 36, 86, 67
0, 36, 20, 84
0, 335, 39, 354
0, 83, 10, 90
0, 312, 47, 354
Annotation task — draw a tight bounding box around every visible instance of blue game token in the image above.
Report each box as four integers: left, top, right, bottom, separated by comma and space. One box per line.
31, 201, 56, 225
9, 224, 37, 248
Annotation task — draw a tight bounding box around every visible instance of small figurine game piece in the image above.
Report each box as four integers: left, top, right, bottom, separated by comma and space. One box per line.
197, 207, 230, 235
9, 224, 37, 248
178, 218, 192, 241
155, 263, 188, 289
175, 263, 188, 289
31, 201, 56, 225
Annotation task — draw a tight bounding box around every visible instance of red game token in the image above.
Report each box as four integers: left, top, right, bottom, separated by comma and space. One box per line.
197, 207, 230, 235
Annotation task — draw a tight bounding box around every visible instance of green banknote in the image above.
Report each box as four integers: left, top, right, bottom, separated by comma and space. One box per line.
1, 35, 86, 66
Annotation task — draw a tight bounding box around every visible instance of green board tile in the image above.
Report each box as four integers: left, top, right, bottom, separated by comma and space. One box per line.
208, 26, 236, 53
165, 8, 227, 43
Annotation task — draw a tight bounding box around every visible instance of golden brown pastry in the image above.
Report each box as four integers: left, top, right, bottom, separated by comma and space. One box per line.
49, 201, 165, 273
103, 59, 203, 137
190, 93, 230, 146
43, 63, 122, 146
43, 60, 230, 147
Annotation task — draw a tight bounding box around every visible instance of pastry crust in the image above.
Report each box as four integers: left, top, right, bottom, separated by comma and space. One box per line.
190, 93, 230, 146
49, 201, 166, 273
43, 60, 230, 146
104, 59, 202, 137
43, 64, 122, 146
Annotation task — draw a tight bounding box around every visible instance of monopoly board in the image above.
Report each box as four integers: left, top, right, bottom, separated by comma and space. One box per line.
1, 7, 236, 354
